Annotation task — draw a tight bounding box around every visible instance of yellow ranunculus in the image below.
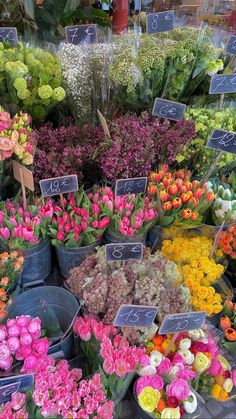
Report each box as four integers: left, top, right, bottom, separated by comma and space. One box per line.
161, 407, 180, 419
193, 352, 211, 373
138, 386, 160, 413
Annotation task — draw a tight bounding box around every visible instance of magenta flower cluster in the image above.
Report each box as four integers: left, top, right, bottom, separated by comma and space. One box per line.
97, 113, 195, 181
0, 316, 49, 372
0, 392, 28, 419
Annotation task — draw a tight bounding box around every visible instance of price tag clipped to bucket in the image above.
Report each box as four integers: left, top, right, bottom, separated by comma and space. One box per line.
159, 311, 206, 335
115, 177, 147, 196
65, 24, 98, 45
152, 98, 186, 121
207, 129, 236, 155
114, 304, 158, 328
105, 243, 143, 262
0, 27, 18, 47
226, 35, 236, 55
39, 175, 78, 197
0, 373, 34, 403
209, 74, 236, 94
146, 11, 174, 34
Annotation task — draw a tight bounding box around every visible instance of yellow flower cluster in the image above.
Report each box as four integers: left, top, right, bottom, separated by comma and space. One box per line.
161, 236, 224, 316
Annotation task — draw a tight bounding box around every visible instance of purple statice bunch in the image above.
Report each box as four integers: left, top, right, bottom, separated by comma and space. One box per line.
97, 113, 195, 182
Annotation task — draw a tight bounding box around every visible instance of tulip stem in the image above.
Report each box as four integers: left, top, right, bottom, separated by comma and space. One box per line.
60, 193, 65, 210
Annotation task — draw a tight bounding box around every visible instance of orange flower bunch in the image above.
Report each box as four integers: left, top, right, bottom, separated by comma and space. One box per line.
220, 300, 236, 349
148, 165, 215, 226
0, 251, 24, 321
219, 225, 236, 259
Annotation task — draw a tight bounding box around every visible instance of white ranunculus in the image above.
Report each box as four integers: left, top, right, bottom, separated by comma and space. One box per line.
150, 350, 163, 367
188, 330, 201, 341
179, 338, 191, 350
139, 365, 156, 377
178, 349, 194, 365
168, 365, 181, 380
183, 391, 198, 414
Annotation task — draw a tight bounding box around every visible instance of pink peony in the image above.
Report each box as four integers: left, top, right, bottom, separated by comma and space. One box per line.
157, 358, 171, 376
0, 325, 7, 342
150, 375, 164, 391
27, 317, 41, 336
0, 355, 13, 370
8, 337, 20, 353
32, 337, 50, 356
20, 333, 33, 346
115, 359, 129, 377
167, 378, 190, 401
21, 354, 39, 372
97, 400, 114, 419
11, 392, 26, 411
89, 373, 102, 391
0, 342, 10, 360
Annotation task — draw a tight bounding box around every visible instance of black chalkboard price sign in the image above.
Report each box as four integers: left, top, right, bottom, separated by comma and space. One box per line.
105, 243, 143, 262
115, 177, 147, 196
209, 74, 236, 94
39, 175, 78, 197
65, 24, 98, 45
152, 98, 186, 121
114, 304, 158, 328
159, 311, 206, 335
226, 35, 236, 55
207, 129, 236, 155
0, 27, 18, 47
0, 373, 34, 403
146, 10, 174, 34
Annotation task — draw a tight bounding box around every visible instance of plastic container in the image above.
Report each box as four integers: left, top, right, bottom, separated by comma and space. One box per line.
104, 231, 147, 245
55, 240, 101, 278
7, 286, 80, 360
20, 240, 51, 285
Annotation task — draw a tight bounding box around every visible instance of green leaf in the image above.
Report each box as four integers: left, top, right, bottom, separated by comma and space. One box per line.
158, 215, 175, 227
64, 0, 81, 16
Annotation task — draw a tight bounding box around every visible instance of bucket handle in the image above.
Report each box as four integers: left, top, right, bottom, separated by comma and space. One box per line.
60, 307, 81, 342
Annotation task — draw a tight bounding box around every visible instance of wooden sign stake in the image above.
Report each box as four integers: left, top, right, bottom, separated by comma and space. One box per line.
19, 167, 27, 211
59, 193, 65, 210
97, 109, 111, 138
164, 332, 179, 356
119, 327, 131, 349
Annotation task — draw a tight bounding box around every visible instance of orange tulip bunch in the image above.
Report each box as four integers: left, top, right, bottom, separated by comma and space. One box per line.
220, 300, 236, 350
148, 165, 215, 227
219, 225, 236, 259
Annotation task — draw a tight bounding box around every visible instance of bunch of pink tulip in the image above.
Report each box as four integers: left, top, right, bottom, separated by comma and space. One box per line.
0, 199, 53, 250
0, 315, 50, 372
110, 193, 158, 237
50, 188, 111, 247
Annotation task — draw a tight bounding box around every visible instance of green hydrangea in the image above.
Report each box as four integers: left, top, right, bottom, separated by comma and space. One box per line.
17, 89, 30, 100
52, 87, 66, 102
5, 61, 28, 80
14, 77, 27, 91
38, 85, 53, 100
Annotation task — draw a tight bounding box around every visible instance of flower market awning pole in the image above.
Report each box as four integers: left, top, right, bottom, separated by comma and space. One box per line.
112, 0, 129, 34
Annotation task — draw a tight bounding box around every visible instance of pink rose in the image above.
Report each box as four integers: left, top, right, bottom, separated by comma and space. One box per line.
167, 378, 190, 401
11, 392, 26, 411
21, 346, 33, 359
0, 325, 7, 342
32, 337, 49, 356
135, 376, 152, 395
208, 359, 222, 377
0, 342, 10, 360
27, 317, 41, 336
21, 354, 38, 372
0, 355, 13, 370
20, 327, 29, 334
8, 337, 20, 353
7, 324, 20, 338
176, 369, 197, 380
140, 354, 150, 367
16, 315, 31, 328
15, 348, 24, 361
150, 375, 164, 391
20, 333, 33, 346
157, 358, 171, 376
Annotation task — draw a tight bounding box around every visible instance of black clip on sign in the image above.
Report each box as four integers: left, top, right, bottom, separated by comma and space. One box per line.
226, 35, 236, 55
152, 98, 186, 121
209, 74, 236, 94
113, 304, 158, 328
105, 243, 143, 262
0, 27, 18, 47
159, 311, 206, 335
65, 24, 98, 45
207, 129, 236, 155
146, 10, 174, 34
39, 174, 79, 198
115, 177, 147, 196
0, 373, 34, 403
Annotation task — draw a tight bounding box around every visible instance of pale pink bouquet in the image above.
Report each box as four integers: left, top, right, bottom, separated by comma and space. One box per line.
0, 315, 50, 372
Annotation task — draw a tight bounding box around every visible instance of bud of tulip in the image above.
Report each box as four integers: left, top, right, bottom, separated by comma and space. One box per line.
148, 185, 157, 196
180, 193, 191, 203
192, 180, 200, 189
98, 217, 110, 229
179, 185, 187, 194
160, 191, 169, 202
181, 208, 192, 219
190, 212, 198, 221
92, 203, 100, 215
194, 188, 204, 199
168, 183, 178, 196
188, 197, 199, 208
206, 191, 215, 202
64, 223, 71, 233
220, 316, 231, 330
63, 213, 70, 224
175, 169, 185, 179
57, 231, 65, 241
81, 220, 88, 231
172, 197, 182, 209
162, 201, 172, 211
163, 177, 172, 187
92, 220, 99, 228
185, 181, 192, 191
160, 164, 169, 173
175, 178, 183, 188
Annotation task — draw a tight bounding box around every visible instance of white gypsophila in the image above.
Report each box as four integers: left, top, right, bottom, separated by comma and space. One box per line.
150, 350, 163, 367
183, 391, 198, 414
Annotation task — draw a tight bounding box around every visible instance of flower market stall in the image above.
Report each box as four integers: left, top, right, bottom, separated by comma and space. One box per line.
1, 4, 236, 419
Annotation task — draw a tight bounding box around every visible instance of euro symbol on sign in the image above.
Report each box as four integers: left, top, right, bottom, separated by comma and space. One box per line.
85, 26, 93, 36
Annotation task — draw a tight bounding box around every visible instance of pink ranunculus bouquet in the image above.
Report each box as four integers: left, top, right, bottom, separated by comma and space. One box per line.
0, 315, 50, 372
0, 199, 53, 250
49, 188, 112, 247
